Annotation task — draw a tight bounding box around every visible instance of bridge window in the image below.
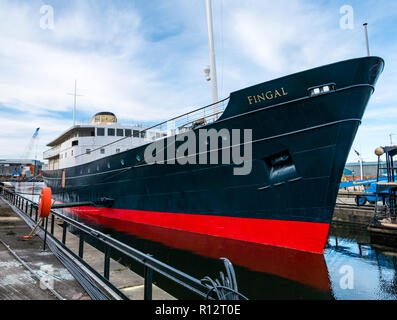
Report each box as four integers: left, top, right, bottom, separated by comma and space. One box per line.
117, 129, 124, 137
78, 128, 96, 137
97, 128, 105, 136
125, 129, 132, 137
108, 128, 115, 136
101, 149, 105, 154
133, 130, 140, 138
72, 140, 79, 146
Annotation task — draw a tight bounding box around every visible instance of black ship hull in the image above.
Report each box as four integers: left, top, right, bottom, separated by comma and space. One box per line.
43, 57, 384, 254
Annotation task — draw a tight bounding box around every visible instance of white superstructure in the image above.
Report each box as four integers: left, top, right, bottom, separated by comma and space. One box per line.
43, 112, 167, 170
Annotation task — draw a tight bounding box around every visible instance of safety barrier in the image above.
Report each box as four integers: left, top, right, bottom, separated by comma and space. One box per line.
0, 185, 247, 300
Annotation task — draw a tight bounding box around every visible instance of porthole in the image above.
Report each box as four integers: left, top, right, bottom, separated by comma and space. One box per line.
121, 159, 125, 166
107, 162, 111, 169
96, 165, 100, 172
136, 155, 142, 161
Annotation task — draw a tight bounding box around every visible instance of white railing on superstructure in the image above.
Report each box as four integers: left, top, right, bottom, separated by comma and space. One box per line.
141, 97, 229, 138
43, 145, 61, 159
67, 98, 230, 167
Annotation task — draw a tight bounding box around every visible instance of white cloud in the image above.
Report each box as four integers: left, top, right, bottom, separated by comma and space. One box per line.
0, 0, 396, 165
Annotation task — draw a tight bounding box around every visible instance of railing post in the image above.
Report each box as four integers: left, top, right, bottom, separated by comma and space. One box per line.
29, 203, 33, 218
79, 234, 85, 259
51, 214, 55, 235
43, 218, 49, 251
35, 206, 38, 222
62, 222, 67, 244
104, 245, 111, 280
144, 265, 153, 300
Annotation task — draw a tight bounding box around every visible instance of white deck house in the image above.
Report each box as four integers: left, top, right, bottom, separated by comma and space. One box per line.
43, 112, 166, 170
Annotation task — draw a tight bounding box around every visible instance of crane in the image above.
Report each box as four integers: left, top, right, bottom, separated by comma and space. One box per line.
23, 128, 40, 158
19, 128, 40, 177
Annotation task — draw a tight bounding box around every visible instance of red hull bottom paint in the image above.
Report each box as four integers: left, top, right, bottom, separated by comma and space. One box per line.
69, 207, 330, 254
66, 210, 331, 291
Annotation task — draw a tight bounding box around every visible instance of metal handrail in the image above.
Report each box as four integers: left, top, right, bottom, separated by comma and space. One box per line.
141, 97, 229, 134
178, 110, 225, 131
73, 97, 229, 160
0, 186, 245, 300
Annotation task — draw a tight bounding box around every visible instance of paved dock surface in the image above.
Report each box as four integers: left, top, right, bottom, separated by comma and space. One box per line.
0, 197, 176, 300
0, 198, 88, 300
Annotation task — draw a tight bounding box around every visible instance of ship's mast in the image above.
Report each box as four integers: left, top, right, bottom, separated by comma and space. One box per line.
363, 23, 370, 57
67, 79, 83, 126
205, 0, 219, 119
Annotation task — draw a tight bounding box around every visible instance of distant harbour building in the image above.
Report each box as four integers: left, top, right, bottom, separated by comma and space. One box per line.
0, 159, 43, 177
343, 161, 386, 180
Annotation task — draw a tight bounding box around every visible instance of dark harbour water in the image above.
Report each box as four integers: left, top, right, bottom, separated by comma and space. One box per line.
11, 182, 397, 300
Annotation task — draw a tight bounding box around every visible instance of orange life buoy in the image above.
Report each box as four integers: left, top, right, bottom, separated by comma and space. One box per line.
38, 187, 52, 218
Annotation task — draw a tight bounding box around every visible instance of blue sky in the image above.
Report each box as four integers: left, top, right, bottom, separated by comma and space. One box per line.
0, 0, 396, 163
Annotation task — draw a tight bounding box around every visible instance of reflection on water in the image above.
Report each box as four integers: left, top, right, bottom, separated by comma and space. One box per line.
326, 223, 397, 300
8, 182, 397, 300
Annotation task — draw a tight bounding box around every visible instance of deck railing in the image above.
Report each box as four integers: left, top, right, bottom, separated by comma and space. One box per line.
43, 145, 61, 159
69, 97, 230, 162
140, 97, 230, 138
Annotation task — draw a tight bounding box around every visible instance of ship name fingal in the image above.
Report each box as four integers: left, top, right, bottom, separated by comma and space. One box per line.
247, 87, 288, 105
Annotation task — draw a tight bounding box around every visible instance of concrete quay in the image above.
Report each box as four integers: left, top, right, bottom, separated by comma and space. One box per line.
0, 197, 175, 300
